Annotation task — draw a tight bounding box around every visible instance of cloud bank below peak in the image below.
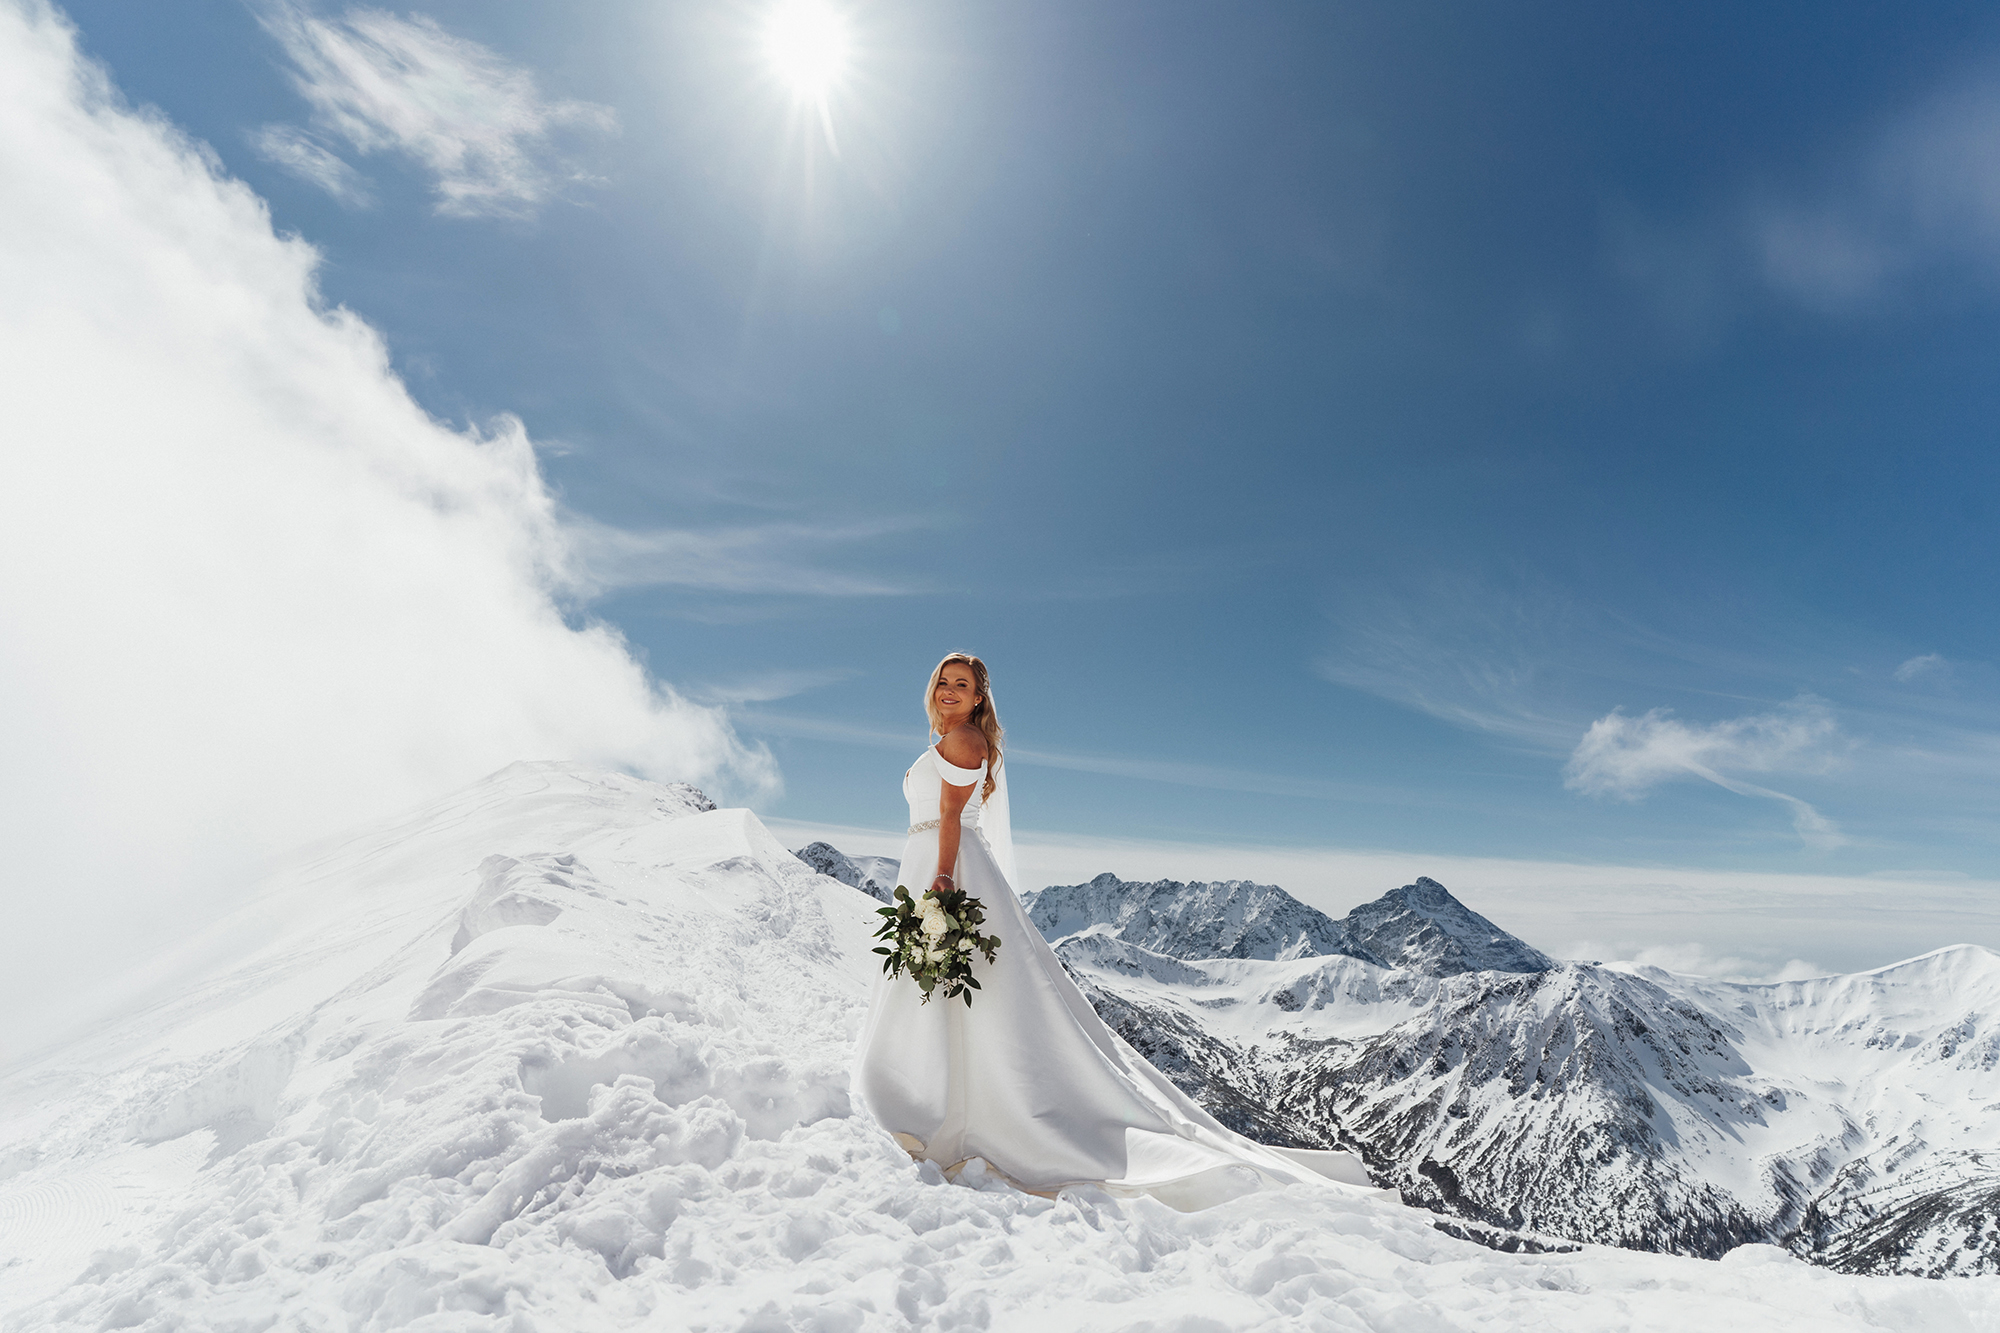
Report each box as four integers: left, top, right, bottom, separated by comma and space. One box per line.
0, 1, 753, 1053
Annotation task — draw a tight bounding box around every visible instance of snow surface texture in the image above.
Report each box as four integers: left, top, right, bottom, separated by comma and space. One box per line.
1029, 875, 2000, 1277
2, 765, 1996, 1331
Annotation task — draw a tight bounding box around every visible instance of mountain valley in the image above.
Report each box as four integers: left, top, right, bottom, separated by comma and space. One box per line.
824, 856, 2000, 1277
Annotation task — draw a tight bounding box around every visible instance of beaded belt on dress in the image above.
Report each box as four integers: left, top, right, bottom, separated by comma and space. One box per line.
908, 818, 982, 835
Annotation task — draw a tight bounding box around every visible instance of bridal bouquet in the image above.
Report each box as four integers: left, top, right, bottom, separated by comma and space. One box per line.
872, 882, 1002, 1006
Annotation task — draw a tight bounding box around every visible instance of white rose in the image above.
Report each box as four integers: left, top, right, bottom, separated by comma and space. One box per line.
920, 902, 949, 940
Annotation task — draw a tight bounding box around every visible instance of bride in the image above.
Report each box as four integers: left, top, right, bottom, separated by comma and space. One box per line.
855, 652, 1327, 1209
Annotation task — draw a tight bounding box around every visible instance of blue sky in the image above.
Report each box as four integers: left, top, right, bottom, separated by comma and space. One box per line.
53, 0, 2000, 884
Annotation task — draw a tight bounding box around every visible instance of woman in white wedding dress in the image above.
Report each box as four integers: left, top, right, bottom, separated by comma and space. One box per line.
855, 653, 1323, 1209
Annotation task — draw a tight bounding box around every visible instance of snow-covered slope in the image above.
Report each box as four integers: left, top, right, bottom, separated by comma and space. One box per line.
1034, 873, 2000, 1277
2, 769, 1994, 1331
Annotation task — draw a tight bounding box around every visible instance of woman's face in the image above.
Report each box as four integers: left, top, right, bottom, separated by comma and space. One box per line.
933, 662, 981, 723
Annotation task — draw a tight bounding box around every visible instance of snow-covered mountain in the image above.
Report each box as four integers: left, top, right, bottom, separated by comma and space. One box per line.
793, 841, 902, 903
1023, 874, 1352, 962
1024, 872, 1551, 973
1337, 876, 1555, 975
1027, 873, 2000, 1278
4, 766, 1988, 1330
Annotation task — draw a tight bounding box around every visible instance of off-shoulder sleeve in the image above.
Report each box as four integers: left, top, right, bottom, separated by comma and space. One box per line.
929, 746, 985, 787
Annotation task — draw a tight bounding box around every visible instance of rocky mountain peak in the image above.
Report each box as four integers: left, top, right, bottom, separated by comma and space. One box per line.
1022, 873, 1346, 963
1342, 877, 1553, 976
1392, 876, 1455, 910
1026, 871, 1551, 977
792, 841, 899, 903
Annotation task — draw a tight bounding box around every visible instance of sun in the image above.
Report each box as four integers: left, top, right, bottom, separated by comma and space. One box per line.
763, 0, 851, 102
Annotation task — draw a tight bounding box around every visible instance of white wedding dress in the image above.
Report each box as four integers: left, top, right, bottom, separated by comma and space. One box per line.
855, 744, 1324, 1209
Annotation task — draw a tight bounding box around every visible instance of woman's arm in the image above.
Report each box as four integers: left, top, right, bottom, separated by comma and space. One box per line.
934, 779, 971, 889
931, 726, 987, 891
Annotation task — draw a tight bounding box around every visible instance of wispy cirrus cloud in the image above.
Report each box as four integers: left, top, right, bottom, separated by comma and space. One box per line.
1319, 577, 1887, 848
563, 517, 918, 598
1004, 744, 1437, 807
1565, 697, 1848, 848
1894, 652, 1950, 685
684, 668, 858, 707
249, 122, 372, 206
257, 4, 616, 218
735, 709, 1445, 808
1317, 572, 1579, 745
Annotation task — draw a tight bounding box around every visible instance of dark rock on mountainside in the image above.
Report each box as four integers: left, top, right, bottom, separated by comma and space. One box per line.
1342, 877, 1554, 975
1265, 963, 1783, 1257
793, 842, 900, 903
1072, 976, 1334, 1151
1025, 872, 1550, 977
1814, 1168, 2000, 1278
1023, 873, 1349, 962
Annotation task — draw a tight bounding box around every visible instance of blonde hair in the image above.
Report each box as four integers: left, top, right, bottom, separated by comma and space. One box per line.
925, 652, 1003, 800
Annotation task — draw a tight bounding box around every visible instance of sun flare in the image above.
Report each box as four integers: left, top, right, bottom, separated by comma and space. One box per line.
763, 0, 850, 101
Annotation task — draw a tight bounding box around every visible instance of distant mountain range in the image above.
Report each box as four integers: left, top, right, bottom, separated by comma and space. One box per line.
799, 848, 2000, 1278
1023, 872, 1554, 975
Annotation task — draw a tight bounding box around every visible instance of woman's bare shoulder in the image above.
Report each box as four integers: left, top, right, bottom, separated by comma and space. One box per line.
936, 724, 988, 767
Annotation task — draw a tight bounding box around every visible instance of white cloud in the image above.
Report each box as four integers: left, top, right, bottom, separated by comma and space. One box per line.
1894, 652, 1948, 683
259, 3, 616, 218
1748, 65, 2000, 309
1584, 941, 1828, 985
249, 122, 371, 206
0, 1, 766, 1056
1565, 698, 1845, 847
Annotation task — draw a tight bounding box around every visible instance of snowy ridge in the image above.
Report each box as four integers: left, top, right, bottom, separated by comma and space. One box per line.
1036, 873, 2000, 1276
3, 766, 1992, 1329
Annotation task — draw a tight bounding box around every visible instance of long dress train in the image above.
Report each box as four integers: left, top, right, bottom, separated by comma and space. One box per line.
855, 745, 1323, 1209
